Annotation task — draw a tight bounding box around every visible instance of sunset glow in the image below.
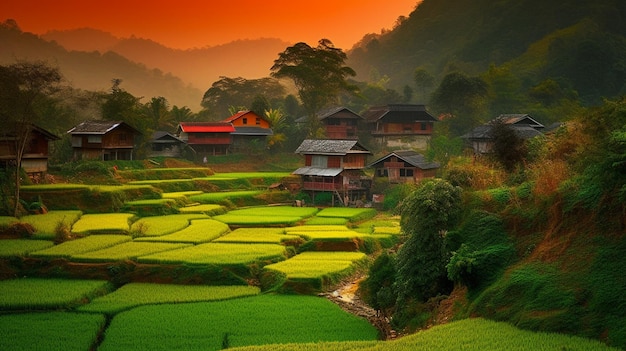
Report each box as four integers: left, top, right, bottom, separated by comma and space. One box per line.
2, 0, 418, 50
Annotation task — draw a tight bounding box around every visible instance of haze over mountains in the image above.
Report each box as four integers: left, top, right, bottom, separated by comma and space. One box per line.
1, 22, 291, 110
42, 28, 291, 91
2, 0, 625, 113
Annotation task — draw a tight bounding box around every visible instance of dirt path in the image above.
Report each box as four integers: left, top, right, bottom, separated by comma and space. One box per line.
322, 276, 398, 340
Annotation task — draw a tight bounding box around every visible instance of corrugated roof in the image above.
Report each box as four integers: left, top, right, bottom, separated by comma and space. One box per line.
496, 114, 544, 128
178, 122, 235, 133
67, 120, 139, 135
296, 106, 363, 123
231, 126, 274, 136
152, 131, 184, 143
292, 167, 343, 176
368, 150, 440, 170
362, 104, 437, 123
462, 125, 544, 140
294, 139, 371, 155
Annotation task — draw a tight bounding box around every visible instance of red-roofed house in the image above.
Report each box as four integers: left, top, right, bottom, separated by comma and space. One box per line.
176, 122, 235, 156
221, 110, 273, 152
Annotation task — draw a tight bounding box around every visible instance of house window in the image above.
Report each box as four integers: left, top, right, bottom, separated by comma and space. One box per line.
87, 135, 102, 143
243, 118, 248, 125
311, 155, 328, 168
256, 118, 261, 125
421, 122, 428, 131
377, 168, 388, 177
400, 169, 414, 177
71, 136, 82, 147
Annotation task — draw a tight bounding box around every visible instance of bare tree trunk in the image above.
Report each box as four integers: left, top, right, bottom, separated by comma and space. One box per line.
13, 124, 30, 217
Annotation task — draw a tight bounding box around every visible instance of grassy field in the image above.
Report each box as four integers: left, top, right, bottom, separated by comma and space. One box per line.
0, 278, 110, 310
0, 312, 106, 351
130, 213, 209, 236
225, 318, 620, 351
137, 242, 288, 266
29, 235, 132, 259
19, 210, 83, 239
71, 213, 136, 234
134, 219, 230, 243
0, 239, 54, 257
98, 294, 378, 351
78, 283, 260, 314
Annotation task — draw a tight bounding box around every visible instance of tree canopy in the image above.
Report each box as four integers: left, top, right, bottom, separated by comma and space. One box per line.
395, 179, 462, 305
271, 39, 357, 136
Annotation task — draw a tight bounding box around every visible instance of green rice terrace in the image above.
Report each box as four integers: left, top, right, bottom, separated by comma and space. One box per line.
0, 166, 621, 351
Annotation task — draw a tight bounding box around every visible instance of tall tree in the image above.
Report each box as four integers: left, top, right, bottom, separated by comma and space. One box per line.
170, 105, 197, 125
264, 108, 287, 150
430, 72, 489, 136
395, 179, 462, 306
144, 96, 173, 131
201, 77, 285, 119
270, 39, 357, 137
413, 67, 434, 102
0, 61, 63, 216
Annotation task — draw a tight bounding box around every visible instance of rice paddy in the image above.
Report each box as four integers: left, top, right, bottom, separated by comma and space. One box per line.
71, 213, 136, 234
78, 283, 260, 314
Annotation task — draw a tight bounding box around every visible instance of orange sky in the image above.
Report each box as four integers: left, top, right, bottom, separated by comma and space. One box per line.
2, 0, 418, 50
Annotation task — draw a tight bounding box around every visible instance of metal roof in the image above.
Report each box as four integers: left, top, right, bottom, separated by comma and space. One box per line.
294, 139, 371, 155
295, 106, 363, 123
178, 122, 235, 133
231, 126, 274, 136
292, 167, 343, 176
67, 120, 140, 135
362, 104, 437, 123
368, 150, 440, 170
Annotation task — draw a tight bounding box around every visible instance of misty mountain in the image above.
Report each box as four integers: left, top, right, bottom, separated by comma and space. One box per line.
347, 0, 626, 106
1, 21, 204, 110
2, 22, 292, 111
42, 28, 291, 91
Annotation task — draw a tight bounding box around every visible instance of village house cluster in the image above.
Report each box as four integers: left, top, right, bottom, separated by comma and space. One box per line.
2, 104, 554, 206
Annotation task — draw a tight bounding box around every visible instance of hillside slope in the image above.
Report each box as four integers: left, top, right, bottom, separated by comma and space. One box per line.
347, 0, 626, 106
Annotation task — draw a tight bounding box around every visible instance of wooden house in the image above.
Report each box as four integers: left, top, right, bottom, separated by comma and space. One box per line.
222, 110, 273, 152
362, 104, 437, 149
296, 107, 363, 139
67, 121, 140, 161
293, 139, 372, 205
462, 114, 544, 154
368, 150, 439, 183
0, 123, 59, 176
176, 122, 235, 156
149, 131, 185, 158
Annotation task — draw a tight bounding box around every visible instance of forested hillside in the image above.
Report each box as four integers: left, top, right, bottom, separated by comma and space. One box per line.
348, 0, 626, 108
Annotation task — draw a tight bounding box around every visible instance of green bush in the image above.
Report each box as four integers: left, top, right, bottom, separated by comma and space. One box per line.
313, 192, 333, 206
382, 183, 416, 212
447, 243, 515, 288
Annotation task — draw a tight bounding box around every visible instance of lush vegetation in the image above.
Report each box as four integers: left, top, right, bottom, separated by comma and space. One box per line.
98, 295, 378, 351
2, 2, 626, 347
29, 235, 132, 259
134, 219, 229, 243
0, 312, 106, 351
0, 278, 110, 310
226, 318, 620, 351
78, 283, 260, 314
